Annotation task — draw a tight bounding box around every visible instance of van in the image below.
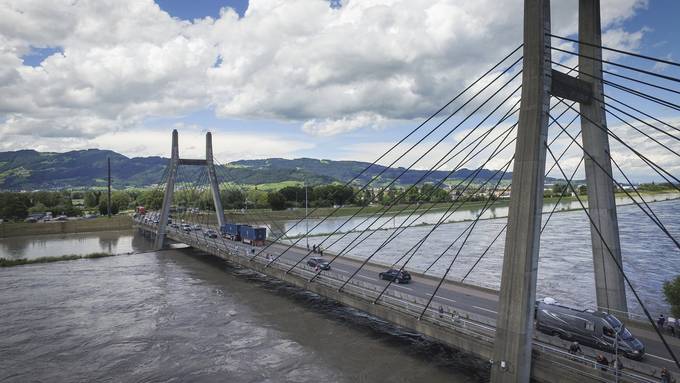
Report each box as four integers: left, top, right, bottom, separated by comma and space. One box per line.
535, 299, 645, 360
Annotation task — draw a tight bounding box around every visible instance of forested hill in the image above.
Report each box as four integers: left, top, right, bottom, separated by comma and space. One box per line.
0, 149, 513, 190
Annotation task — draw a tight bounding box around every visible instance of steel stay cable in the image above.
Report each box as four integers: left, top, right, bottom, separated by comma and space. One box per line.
460, 115, 585, 283
320, 115, 521, 290
550, 45, 680, 85
609, 156, 664, 229
556, 98, 680, 192
212, 157, 296, 244
605, 95, 680, 135
603, 104, 680, 158
549, 110, 680, 254
330, 115, 519, 284
254, 48, 524, 257
351, 119, 518, 265
414, 160, 514, 318
288, 88, 523, 276
348, 129, 519, 295
549, 33, 680, 69
290, 81, 522, 279
603, 69, 680, 97
328, 122, 519, 287
371, 103, 578, 268
336, 65, 580, 263
341, 149, 516, 295
417, 171, 514, 277
424, 111, 581, 273
262, 66, 524, 265
551, 60, 680, 113
546, 144, 680, 371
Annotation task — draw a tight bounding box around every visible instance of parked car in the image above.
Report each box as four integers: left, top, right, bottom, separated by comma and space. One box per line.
535, 298, 645, 360
204, 229, 218, 239
379, 269, 412, 284
307, 257, 331, 270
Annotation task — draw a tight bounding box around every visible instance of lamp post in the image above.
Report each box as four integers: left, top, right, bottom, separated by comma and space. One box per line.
305, 182, 309, 249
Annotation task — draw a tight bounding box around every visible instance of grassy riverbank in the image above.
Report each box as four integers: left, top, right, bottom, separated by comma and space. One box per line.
0, 215, 132, 238
0, 252, 120, 267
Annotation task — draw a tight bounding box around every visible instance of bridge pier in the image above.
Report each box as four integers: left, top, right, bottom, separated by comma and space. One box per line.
154, 130, 179, 249
490, 0, 551, 382
578, 0, 628, 316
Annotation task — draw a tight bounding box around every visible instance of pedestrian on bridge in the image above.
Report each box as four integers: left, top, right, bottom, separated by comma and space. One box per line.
661, 368, 675, 383
568, 341, 582, 356
313, 244, 317, 253
595, 354, 609, 371
658, 313, 666, 329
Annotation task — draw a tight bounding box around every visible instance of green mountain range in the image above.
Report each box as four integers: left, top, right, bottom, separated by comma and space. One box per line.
0, 149, 515, 191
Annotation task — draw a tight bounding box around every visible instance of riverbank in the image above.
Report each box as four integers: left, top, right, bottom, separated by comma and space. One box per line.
280, 193, 680, 239
0, 252, 120, 267
0, 215, 132, 238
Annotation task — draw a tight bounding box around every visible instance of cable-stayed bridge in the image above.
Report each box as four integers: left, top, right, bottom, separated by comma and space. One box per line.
135, 0, 680, 381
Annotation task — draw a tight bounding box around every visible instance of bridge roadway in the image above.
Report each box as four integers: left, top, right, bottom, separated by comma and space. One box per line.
138, 220, 679, 382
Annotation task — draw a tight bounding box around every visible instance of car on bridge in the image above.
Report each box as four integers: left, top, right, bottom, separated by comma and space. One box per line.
307, 257, 330, 270
379, 269, 411, 284
181, 224, 192, 232
169, 223, 179, 229
192, 224, 202, 231
535, 299, 645, 360
204, 229, 218, 239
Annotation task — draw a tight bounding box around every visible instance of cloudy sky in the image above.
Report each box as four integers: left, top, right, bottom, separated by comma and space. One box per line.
0, 0, 678, 181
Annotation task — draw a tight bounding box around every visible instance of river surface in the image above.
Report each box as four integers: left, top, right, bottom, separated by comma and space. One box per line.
0, 248, 486, 382
289, 198, 680, 318
0, 230, 154, 260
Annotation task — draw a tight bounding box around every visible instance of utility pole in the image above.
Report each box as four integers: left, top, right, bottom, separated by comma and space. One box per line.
305, 181, 309, 249
107, 156, 112, 218
491, 0, 551, 381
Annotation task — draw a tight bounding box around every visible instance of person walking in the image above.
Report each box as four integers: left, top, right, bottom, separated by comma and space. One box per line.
661, 368, 675, 383
568, 341, 582, 356
658, 314, 666, 329
595, 354, 609, 371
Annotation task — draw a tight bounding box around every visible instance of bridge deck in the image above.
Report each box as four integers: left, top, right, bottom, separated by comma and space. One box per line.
137, 220, 678, 382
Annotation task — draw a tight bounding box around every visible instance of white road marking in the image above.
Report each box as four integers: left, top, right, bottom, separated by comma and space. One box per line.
394, 285, 413, 291
427, 294, 456, 304
646, 353, 674, 363
473, 305, 497, 314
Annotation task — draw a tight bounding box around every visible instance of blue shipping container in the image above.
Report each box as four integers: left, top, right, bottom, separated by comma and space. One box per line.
238, 224, 252, 237
221, 223, 241, 235
241, 226, 266, 240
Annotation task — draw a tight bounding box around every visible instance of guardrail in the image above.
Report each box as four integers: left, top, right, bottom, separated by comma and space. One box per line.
135, 219, 665, 382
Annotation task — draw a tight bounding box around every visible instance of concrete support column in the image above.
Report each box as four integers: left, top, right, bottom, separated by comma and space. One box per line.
579, 0, 628, 315
154, 129, 179, 249
491, 1, 551, 382
206, 132, 226, 228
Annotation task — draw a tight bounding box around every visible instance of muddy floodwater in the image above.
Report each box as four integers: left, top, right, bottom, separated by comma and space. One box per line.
0, 229, 154, 260
0, 248, 486, 382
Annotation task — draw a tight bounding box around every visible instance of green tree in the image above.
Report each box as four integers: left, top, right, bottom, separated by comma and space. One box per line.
0, 193, 30, 220
268, 191, 287, 210
28, 202, 47, 214
98, 199, 119, 216
111, 191, 132, 211
663, 275, 680, 318
84, 191, 102, 208
578, 185, 588, 195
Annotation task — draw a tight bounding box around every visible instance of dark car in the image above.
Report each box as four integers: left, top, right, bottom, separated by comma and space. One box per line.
307, 257, 331, 270
204, 229, 218, 239
379, 269, 411, 284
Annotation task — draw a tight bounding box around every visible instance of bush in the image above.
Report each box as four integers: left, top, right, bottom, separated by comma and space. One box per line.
663, 275, 680, 318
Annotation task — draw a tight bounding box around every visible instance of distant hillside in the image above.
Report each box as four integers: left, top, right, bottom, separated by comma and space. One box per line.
0, 149, 516, 190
